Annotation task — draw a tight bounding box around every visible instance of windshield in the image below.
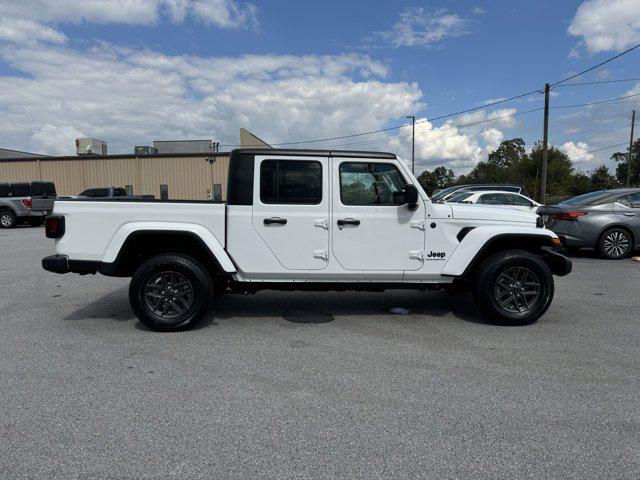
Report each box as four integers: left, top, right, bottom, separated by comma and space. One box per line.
560, 191, 614, 206
447, 191, 474, 202
431, 186, 461, 202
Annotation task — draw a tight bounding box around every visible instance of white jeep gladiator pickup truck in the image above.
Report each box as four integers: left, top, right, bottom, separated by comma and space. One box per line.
42, 148, 571, 331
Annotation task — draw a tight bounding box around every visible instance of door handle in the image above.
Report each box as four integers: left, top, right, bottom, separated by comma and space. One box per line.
264, 217, 287, 225
337, 218, 360, 229
622, 212, 636, 217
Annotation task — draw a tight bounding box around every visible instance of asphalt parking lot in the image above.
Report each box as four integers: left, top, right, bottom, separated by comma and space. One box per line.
1, 227, 639, 479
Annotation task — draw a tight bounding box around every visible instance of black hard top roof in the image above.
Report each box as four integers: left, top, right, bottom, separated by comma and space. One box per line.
230, 148, 397, 159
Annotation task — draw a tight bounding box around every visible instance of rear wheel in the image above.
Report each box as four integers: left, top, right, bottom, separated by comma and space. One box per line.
129, 254, 213, 331
597, 227, 633, 259
0, 210, 16, 229
472, 250, 554, 326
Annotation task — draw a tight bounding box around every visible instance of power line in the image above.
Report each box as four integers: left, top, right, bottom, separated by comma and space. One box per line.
551, 43, 640, 86
570, 142, 629, 158
552, 92, 640, 109
555, 77, 640, 87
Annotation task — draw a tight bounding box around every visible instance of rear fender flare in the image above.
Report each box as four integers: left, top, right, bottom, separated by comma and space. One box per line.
442, 226, 559, 277
103, 222, 236, 272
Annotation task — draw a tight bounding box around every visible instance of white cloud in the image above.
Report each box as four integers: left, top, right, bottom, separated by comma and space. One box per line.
0, 38, 423, 156
0, 18, 67, 44
562, 141, 593, 163
568, 0, 640, 53
30, 124, 86, 156
373, 7, 471, 48
0, 0, 258, 29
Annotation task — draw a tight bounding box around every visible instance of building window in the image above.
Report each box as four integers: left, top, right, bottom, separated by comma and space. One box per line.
260, 160, 322, 204
339, 162, 406, 206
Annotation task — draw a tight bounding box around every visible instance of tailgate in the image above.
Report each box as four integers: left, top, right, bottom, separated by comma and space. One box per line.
31, 196, 55, 212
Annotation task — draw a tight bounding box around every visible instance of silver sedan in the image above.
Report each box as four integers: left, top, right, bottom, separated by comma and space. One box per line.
539, 188, 640, 259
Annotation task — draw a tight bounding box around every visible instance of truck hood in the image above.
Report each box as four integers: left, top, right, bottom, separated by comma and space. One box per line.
449, 203, 537, 225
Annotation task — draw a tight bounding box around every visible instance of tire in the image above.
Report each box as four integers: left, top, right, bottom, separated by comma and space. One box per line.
472, 250, 554, 326
0, 210, 17, 229
129, 254, 213, 331
597, 227, 633, 260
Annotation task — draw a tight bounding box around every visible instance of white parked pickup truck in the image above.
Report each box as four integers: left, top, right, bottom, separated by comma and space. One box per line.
42, 148, 571, 331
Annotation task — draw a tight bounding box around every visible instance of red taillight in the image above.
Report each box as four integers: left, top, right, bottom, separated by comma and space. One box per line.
553, 211, 587, 221
21, 199, 32, 209
45, 215, 65, 238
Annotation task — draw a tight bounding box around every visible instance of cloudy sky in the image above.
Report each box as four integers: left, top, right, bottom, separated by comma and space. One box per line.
0, 0, 639, 174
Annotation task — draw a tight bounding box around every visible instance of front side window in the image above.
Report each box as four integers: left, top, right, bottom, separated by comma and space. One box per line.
339, 163, 406, 206
260, 160, 322, 204
0, 185, 9, 197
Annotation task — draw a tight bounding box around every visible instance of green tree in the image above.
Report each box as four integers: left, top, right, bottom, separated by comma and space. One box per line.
589, 165, 618, 190
612, 138, 640, 186
529, 143, 574, 202
465, 138, 527, 185
569, 172, 591, 196
417, 166, 455, 195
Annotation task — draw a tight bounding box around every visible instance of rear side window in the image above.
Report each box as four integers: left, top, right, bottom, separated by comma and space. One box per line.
260, 160, 322, 204
628, 193, 640, 208
479, 193, 505, 205
504, 194, 531, 206
113, 188, 126, 197
339, 162, 406, 206
10, 184, 30, 197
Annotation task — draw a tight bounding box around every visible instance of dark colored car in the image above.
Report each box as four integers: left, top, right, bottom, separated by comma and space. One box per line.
539, 188, 640, 259
0, 181, 56, 228
431, 184, 530, 202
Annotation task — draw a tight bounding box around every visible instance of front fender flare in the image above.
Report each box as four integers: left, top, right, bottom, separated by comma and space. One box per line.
103, 221, 236, 273
441, 226, 559, 276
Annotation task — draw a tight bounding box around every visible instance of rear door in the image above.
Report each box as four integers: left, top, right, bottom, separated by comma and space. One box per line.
615, 193, 640, 240
252, 156, 330, 270
331, 159, 425, 271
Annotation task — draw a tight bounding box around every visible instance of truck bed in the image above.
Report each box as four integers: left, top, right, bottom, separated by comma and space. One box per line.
52, 199, 226, 262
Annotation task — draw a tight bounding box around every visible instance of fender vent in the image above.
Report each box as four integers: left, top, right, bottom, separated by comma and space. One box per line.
457, 227, 474, 242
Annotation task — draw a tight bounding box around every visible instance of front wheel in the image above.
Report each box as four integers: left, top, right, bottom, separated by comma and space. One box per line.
129, 254, 213, 331
472, 250, 554, 326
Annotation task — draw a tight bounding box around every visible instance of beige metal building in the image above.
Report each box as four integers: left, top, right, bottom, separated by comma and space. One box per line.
0, 129, 272, 200
0, 152, 230, 200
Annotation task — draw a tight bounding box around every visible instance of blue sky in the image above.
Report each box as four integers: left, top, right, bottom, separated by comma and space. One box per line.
0, 0, 638, 173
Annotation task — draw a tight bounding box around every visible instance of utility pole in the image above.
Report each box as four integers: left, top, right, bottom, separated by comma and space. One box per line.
540, 83, 550, 204
407, 115, 415, 174
627, 109, 635, 187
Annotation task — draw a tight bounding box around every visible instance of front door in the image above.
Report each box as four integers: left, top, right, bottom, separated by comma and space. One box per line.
331, 159, 425, 271
252, 156, 329, 270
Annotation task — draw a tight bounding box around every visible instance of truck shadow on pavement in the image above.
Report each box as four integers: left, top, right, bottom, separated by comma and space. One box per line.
64, 286, 490, 329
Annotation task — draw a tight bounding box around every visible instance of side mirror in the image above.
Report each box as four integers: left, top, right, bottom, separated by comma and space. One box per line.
393, 184, 419, 210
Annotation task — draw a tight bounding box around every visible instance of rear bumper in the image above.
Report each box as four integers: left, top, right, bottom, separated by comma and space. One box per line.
42, 255, 100, 275
557, 234, 592, 248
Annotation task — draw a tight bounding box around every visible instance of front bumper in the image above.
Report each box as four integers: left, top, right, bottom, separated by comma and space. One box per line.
541, 250, 572, 276
42, 255, 99, 275
28, 210, 52, 217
